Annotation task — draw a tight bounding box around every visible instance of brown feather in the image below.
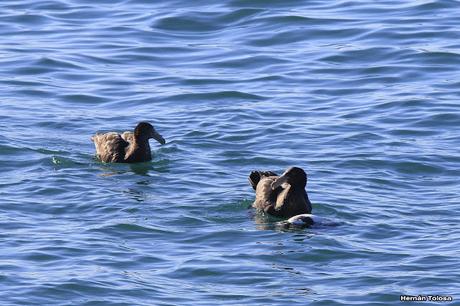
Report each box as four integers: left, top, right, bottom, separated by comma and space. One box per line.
92, 132, 128, 163
91, 122, 165, 163
249, 167, 312, 218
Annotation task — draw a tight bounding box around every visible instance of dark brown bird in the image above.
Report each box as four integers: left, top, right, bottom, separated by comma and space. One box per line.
91, 122, 165, 163
248, 166, 312, 218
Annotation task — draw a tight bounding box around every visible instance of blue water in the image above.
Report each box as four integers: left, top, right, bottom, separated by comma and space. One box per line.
1, 0, 459, 305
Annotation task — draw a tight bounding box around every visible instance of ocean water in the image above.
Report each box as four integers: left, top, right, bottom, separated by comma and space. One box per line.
1, 0, 459, 305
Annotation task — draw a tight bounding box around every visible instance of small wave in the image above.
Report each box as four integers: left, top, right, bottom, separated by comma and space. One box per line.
152, 8, 263, 33
88, 222, 178, 236
58, 94, 110, 104
168, 91, 266, 102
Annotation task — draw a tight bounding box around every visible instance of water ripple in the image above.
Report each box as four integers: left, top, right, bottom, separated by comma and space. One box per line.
1, 0, 459, 305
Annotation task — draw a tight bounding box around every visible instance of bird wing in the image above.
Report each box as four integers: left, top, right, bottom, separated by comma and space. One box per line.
92, 132, 129, 162
248, 170, 278, 190
253, 176, 281, 211
121, 131, 134, 143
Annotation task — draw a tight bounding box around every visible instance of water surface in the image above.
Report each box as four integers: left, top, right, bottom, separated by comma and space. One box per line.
1, 0, 459, 305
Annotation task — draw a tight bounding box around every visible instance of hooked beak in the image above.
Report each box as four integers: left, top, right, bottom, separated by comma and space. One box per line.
271, 173, 289, 190
151, 130, 166, 145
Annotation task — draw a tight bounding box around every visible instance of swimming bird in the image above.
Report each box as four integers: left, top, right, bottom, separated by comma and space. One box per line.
91, 122, 165, 163
248, 166, 312, 218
